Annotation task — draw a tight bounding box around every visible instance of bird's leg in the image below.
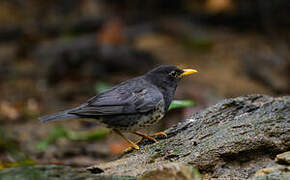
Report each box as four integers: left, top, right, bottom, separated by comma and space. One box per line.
134, 131, 157, 142
123, 131, 168, 152
114, 129, 140, 150
148, 132, 167, 138
133, 131, 167, 142
123, 132, 157, 153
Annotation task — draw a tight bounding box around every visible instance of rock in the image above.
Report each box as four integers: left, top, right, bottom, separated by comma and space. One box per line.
90, 94, 289, 179
1, 94, 288, 179
254, 165, 290, 180
139, 163, 202, 180
0, 165, 136, 180
254, 151, 290, 179
275, 151, 290, 165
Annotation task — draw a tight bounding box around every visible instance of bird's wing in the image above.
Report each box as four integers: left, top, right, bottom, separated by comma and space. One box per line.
70, 81, 163, 116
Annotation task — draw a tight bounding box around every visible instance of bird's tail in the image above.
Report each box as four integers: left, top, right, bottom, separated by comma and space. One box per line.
39, 103, 87, 123
39, 111, 77, 123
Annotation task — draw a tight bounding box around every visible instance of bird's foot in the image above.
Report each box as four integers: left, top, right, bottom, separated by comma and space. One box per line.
148, 132, 167, 138
134, 131, 157, 142
130, 143, 140, 150
123, 132, 167, 152
134, 131, 167, 142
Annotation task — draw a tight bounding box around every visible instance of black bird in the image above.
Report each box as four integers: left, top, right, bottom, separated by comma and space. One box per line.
39, 65, 197, 150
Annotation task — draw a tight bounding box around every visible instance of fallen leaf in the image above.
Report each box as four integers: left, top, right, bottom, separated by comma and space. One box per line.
0, 101, 20, 120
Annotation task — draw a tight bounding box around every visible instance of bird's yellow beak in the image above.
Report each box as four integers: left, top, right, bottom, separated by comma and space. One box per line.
180, 69, 198, 77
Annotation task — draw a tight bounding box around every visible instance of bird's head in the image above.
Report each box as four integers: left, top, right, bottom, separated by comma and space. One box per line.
145, 65, 198, 90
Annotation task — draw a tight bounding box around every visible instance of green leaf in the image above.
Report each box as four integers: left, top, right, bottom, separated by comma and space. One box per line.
36, 126, 68, 150
85, 128, 111, 141
67, 128, 110, 141
36, 126, 110, 150
36, 141, 49, 150
0, 159, 36, 170
95, 82, 113, 94
169, 100, 195, 111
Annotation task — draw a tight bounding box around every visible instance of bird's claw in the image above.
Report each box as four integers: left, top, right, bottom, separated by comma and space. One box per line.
134, 131, 167, 142
123, 132, 168, 152
149, 132, 167, 138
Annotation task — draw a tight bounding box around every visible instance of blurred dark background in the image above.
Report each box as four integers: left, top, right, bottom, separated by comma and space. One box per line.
0, 0, 289, 168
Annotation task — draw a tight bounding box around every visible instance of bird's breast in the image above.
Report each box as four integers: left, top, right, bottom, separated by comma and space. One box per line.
132, 100, 165, 130
104, 100, 166, 132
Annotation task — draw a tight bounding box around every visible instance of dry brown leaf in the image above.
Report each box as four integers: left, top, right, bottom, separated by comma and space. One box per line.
98, 18, 125, 45
205, 0, 234, 13
0, 101, 20, 120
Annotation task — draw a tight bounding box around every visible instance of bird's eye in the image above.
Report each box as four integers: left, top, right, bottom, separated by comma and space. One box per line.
169, 71, 178, 78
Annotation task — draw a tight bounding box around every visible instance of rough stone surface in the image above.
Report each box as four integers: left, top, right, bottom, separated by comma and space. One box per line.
275, 151, 290, 165
139, 163, 202, 180
91, 94, 290, 179
0, 165, 136, 180
254, 165, 290, 180
255, 152, 290, 180
0, 94, 289, 179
